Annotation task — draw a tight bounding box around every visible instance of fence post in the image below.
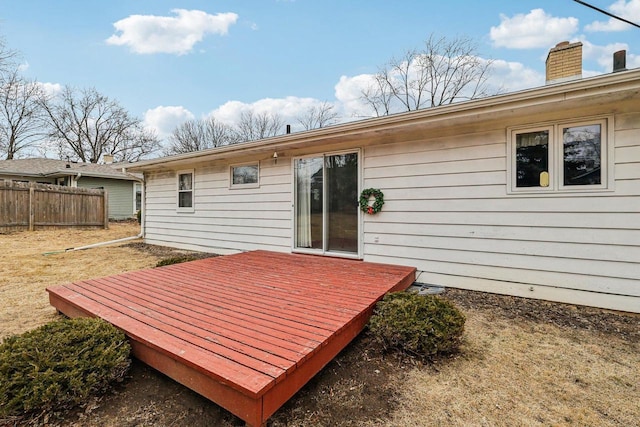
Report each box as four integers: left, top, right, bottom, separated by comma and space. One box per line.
103, 190, 109, 229
29, 183, 35, 231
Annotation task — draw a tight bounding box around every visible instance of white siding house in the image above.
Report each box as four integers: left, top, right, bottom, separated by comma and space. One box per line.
128, 67, 640, 313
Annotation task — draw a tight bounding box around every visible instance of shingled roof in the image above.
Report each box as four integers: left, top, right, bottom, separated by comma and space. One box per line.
0, 158, 140, 181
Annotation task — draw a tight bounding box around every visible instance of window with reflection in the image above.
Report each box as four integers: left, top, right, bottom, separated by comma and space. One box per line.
509, 118, 608, 193
516, 130, 549, 188
231, 164, 259, 187
177, 171, 193, 209
563, 124, 601, 186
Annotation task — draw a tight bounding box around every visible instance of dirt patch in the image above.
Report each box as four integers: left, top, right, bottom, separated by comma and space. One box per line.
443, 288, 639, 342
121, 242, 217, 262
1, 226, 638, 426
57, 332, 402, 427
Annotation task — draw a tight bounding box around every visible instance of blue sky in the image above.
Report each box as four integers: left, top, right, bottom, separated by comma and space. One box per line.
1, 0, 639, 144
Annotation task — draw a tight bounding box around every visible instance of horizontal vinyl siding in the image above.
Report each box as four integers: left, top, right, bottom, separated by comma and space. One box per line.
77, 177, 134, 220
143, 160, 292, 254
362, 117, 640, 312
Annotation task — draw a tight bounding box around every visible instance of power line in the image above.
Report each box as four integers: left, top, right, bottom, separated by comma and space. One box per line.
573, 0, 640, 30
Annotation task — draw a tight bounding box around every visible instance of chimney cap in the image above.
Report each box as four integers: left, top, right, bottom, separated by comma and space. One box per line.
548, 41, 582, 53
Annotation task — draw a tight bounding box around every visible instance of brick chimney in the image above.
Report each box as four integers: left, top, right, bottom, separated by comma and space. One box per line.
546, 41, 583, 84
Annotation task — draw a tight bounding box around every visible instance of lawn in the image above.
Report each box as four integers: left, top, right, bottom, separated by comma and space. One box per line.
1, 224, 638, 426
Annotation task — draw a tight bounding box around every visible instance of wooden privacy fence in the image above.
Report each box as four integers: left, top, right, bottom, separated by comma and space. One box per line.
0, 181, 108, 232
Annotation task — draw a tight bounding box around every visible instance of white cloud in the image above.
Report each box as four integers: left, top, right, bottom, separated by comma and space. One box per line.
490, 9, 579, 49
334, 74, 379, 119
485, 59, 545, 92
106, 9, 238, 55
143, 106, 194, 140
210, 96, 337, 131
627, 52, 640, 68
585, 0, 640, 32
37, 82, 63, 97
333, 59, 545, 119
581, 39, 630, 70
18, 61, 29, 72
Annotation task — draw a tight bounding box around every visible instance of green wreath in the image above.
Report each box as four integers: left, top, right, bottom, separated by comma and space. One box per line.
360, 188, 384, 215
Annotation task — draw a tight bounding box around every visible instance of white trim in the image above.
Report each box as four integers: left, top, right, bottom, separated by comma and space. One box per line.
176, 169, 195, 213
291, 149, 362, 259
229, 162, 260, 189
507, 115, 613, 195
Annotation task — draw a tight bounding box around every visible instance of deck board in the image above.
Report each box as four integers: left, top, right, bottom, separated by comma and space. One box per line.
47, 250, 415, 426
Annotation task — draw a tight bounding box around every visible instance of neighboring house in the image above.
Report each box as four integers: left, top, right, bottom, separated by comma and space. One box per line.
127, 43, 640, 313
0, 158, 142, 220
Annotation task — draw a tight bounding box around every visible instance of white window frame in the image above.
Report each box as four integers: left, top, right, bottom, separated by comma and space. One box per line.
176, 169, 195, 212
230, 162, 260, 189
508, 116, 613, 194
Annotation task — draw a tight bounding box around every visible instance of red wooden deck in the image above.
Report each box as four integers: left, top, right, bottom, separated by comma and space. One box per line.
47, 250, 415, 426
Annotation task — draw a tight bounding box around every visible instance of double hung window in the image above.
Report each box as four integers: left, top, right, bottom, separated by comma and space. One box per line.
177, 170, 194, 210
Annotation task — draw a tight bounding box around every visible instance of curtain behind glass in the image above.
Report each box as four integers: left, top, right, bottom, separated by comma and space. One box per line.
295, 158, 322, 248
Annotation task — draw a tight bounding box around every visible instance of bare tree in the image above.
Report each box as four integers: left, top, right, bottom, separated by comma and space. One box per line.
0, 36, 17, 75
41, 86, 160, 163
296, 102, 339, 130
235, 110, 284, 142
361, 34, 494, 116
361, 73, 395, 117
0, 68, 46, 159
165, 116, 239, 155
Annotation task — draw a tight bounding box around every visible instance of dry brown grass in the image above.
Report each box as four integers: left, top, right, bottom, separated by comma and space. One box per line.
1, 226, 638, 426
0, 223, 156, 338
377, 310, 639, 427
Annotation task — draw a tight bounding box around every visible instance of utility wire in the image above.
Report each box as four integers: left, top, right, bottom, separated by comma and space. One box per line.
573, 0, 640, 30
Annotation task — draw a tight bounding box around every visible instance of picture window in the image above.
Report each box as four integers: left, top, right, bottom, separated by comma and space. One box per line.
231, 163, 259, 188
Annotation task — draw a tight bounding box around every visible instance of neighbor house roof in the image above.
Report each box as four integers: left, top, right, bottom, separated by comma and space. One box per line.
0, 158, 141, 181
126, 68, 640, 173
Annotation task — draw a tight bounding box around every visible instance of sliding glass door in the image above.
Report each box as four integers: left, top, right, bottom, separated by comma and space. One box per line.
294, 151, 359, 256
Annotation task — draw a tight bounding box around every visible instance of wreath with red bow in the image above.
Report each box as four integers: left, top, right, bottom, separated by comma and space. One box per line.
359, 188, 384, 215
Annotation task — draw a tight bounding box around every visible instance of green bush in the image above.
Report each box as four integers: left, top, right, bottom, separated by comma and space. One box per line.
368, 292, 465, 359
0, 317, 131, 421
156, 255, 198, 267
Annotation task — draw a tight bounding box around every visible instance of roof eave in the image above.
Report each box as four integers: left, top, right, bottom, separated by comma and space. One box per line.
126, 68, 640, 173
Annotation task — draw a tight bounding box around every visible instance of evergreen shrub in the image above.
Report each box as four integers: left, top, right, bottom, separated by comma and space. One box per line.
155, 255, 198, 267
0, 317, 130, 420
368, 292, 465, 359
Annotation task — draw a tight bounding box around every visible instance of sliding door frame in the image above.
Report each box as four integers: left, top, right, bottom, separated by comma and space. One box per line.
291, 149, 362, 259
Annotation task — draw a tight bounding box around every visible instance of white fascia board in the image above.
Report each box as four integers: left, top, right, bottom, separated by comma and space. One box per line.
125, 69, 640, 173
